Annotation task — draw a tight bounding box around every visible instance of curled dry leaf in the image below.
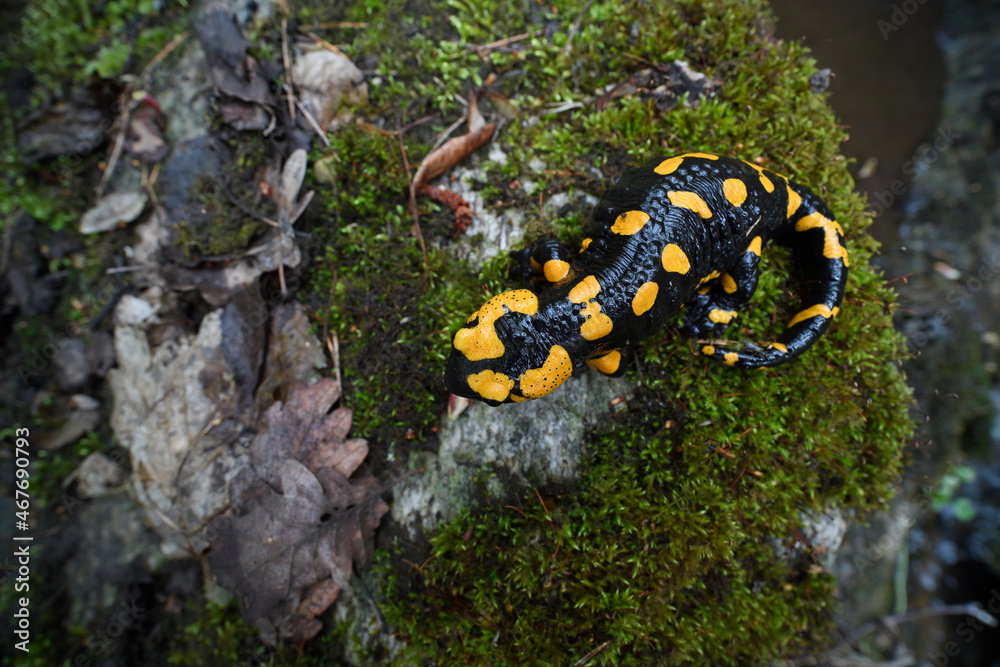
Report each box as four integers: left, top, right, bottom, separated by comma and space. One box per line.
209, 378, 387, 645
412, 123, 496, 191
126, 95, 169, 163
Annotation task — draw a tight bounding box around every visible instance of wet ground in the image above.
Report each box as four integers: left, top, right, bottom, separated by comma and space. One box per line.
770, 0, 947, 242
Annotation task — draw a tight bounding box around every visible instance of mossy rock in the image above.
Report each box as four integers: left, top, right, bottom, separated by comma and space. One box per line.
303, 0, 915, 665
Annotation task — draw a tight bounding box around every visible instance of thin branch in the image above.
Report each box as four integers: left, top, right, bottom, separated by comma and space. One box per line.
845, 602, 997, 646
561, 0, 594, 56
281, 18, 296, 122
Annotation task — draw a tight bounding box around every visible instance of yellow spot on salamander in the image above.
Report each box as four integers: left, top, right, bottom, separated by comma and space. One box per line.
610, 210, 650, 235
580, 237, 592, 252
788, 303, 837, 328
580, 302, 613, 340
668, 190, 713, 219
453, 289, 539, 361
768, 342, 788, 353
747, 236, 762, 256
744, 161, 775, 193
661, 244, 690, 274
653, 153, 718, 176
701, 345, 715, 356
723, 178, 748, 207
654, 156, 684, 175
795, 211, 849, 266
529, 257, 542, 273
586, 349, 622, 375
631, 281, 659, 316
543, 259, 570, 283
567, 275, 611, 340
709, 309, 737, 324
721, 272, 737, 293
510, 393, 528, 403
724, 352, 739, 366
519, 345, 573, 399
467, 369, 514, 403
786, 184, 802, 218
568, 275, 601, 303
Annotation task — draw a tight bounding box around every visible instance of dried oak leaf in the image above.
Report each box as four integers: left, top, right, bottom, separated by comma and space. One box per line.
209, 379, 387, 645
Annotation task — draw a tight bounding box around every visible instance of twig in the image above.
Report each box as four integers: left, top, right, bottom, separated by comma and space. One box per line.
329, 332, 341, 393
322, 263, 342, 390
301, 30, 348, 56
428, 114, 468, 153
561, 0, 594, 56
573, 640, 610, 665
281, 18, 295, 122
212, 175, 278, 226
290, 89, 331, 147
96, 31, 190, 198
300, 21, 368, 31
398, 133, 428, 269
397, 113, 441, 135
844, 602, 998, 646
472, 31, 533, 58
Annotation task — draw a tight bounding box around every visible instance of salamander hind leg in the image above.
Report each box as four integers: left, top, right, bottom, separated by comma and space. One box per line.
509, 237, 573, 288
680, 240, 762, 338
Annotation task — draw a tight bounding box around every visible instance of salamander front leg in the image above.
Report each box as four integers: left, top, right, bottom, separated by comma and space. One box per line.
509, 237, 573, 288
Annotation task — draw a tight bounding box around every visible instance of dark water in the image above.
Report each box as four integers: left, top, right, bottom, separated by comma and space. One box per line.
769, 0, 946, 241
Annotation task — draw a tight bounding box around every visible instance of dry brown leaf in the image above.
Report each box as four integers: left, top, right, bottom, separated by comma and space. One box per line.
412, 122, 496, 191
126, 97, 168, 163
209, 378, 387, 645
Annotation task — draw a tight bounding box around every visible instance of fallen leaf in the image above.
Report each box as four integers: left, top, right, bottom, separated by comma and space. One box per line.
412, 123, 496, 191
291, 48, 368, 130
210, 378, 387, 644
196, 0, 276, 128
126, 96, 169, 163
79, 191, 148, 234
411, 92, 496, 237
595, 60, 722, 112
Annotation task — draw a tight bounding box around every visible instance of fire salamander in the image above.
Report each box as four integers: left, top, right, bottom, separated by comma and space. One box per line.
444, 153, 849, 405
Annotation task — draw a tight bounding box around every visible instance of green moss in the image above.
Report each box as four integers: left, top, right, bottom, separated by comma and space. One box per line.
307, 123, 511, 445
11, 0, 181, 98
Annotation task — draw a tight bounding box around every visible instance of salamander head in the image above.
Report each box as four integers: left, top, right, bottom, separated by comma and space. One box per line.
444, 289, 573, 406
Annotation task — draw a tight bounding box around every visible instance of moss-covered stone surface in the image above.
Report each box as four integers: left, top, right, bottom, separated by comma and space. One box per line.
308, 0, 914, 664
